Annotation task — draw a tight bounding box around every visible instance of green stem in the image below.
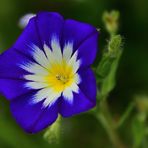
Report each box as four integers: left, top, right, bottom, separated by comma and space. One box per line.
117, 102, 135, 128
96, 100, 127, 148
96, 10, 125, 148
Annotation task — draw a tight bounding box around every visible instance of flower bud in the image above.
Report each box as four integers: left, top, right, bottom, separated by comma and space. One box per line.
18, 13, 36, 28
103, 10, 120, 36
44, 116, 61, 144
135, 95, 148, 114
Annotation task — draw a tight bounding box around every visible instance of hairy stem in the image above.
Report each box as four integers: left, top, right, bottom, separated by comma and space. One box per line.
96, 100, 127, 148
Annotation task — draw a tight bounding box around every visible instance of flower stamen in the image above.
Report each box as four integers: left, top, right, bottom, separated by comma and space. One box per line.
56, 74, 69, 84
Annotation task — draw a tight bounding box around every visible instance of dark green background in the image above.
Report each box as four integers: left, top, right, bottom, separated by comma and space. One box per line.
0, 0, 148, 148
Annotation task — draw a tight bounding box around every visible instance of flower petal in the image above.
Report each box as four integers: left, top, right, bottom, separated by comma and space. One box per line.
36, 12, 64, 47
59, 89, 95, 117
13, 16, 43, 57
0, 48, 30, 79
77, 32, 98, 67
0, 48, 39, 100
78, 68, 97, 103
10, 92, 59, 133
0, 79, 30, 100
62, 19, 97, 50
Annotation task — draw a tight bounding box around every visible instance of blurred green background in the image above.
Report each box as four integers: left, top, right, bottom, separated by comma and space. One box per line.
0, 0, 148, 148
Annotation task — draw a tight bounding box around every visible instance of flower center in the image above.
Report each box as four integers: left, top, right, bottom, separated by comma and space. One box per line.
44, 60, 75, 93
56, 74, 69, 84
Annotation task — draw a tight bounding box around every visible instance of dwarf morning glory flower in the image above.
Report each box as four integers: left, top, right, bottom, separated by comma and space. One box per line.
0, 12, 98, 133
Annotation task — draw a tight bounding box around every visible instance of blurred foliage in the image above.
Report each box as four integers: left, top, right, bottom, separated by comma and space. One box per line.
0, 0, 148, 148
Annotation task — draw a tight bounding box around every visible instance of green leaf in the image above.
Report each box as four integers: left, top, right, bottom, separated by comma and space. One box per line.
100, 49, 122, 98
96, 35, 123, 99
96, 52, 116, 82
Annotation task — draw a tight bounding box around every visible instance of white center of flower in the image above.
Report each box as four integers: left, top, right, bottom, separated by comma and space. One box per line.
20, 36, 81, 107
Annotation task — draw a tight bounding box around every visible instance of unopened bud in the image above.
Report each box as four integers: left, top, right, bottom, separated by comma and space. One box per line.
44, 116, 61, 144
135, 95, 148, 113
18, 13, 36, 28
103, 10, 120, 36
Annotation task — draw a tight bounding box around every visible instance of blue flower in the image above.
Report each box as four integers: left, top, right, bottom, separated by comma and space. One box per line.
0, 12, 98, 133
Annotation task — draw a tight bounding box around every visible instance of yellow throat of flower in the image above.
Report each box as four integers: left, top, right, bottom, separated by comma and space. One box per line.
44, 60, 75, 93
